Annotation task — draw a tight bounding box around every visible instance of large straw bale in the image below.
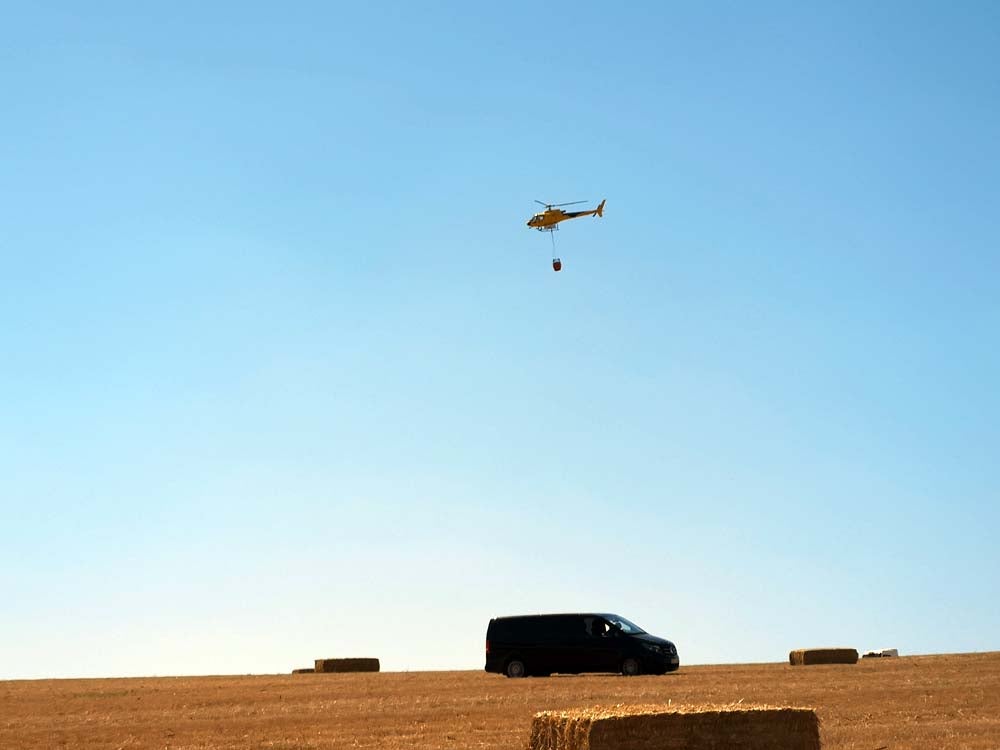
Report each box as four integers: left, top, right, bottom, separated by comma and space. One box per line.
528, 703, 820, 750
314, 658, 380, 673
789, 648, 858, 666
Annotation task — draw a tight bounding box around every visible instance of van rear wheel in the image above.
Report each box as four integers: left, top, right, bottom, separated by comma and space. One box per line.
505, 659, 527, 678
621, 657, 641, 676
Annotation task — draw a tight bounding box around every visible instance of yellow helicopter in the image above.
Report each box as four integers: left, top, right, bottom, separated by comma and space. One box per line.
526, 199, 605, 271
526, 199, 606, 231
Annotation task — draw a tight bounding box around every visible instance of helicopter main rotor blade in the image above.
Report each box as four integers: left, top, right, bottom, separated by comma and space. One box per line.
534, 200, 550, 207
549, 200, 588, 207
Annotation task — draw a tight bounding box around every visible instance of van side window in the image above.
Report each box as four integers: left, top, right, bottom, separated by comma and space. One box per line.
549, 616, 584, 640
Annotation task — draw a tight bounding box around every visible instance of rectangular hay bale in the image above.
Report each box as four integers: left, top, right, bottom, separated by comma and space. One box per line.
529, 704, 820, 750
789, 648, 858, 666
314, 657, 380, 673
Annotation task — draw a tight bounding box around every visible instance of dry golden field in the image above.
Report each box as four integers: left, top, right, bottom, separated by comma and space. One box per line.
2, 652, 998, 749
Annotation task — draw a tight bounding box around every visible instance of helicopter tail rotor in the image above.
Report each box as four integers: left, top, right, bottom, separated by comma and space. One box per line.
596, 199, 606, 217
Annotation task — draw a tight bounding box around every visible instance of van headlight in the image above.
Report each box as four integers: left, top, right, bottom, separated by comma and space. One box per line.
641, 642, 665, 654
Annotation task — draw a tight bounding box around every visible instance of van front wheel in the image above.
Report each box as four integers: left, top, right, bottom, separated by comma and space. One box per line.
621, 657, 641, 676
505, 659, 527, 678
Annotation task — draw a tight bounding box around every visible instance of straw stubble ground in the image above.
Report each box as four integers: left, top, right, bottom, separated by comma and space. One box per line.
1, 652, 997, 749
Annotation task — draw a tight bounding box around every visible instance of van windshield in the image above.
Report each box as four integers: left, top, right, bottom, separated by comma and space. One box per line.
605, 615, 646, 635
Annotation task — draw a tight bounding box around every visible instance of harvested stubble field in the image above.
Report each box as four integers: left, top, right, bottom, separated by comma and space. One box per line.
1, 652, 997, 749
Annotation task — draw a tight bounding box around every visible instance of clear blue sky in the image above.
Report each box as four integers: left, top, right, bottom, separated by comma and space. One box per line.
2, 2, 998, 679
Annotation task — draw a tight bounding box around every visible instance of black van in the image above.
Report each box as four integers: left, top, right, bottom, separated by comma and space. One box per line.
485, 613, 679, 677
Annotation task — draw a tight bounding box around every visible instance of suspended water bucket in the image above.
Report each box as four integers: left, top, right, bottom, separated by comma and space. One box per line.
552, 258, 562, 272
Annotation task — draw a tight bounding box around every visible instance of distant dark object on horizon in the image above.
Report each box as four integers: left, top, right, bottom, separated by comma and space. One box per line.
314, 658, 380, 673
485, 612, 678, 678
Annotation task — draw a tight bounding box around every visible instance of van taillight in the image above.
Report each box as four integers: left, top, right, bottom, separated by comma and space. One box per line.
486, 639, 491, 655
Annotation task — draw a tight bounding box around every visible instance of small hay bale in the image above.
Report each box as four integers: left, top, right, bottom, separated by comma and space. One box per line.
528, 703, 820, 750
291, 668, 315, 674
789, 648, 858, 666
314, 658, 380, 673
